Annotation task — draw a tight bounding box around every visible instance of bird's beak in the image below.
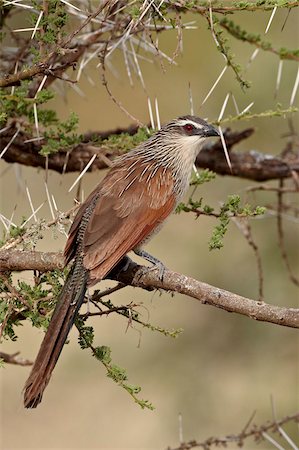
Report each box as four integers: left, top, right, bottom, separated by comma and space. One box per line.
203, 125, 219, 137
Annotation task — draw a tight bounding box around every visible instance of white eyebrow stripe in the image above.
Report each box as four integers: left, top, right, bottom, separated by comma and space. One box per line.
176, 119, 204, 129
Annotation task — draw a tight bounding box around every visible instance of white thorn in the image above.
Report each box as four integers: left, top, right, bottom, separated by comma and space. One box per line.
122, 42, 133, 87
36, 73, 48, 94
218, 93, 230, 122
26, 186, 37, 222
192, 164, 199, 178
129, 39, 145, 89
265, 6, 277, 34
201, 65, 228, 106
33, 103, 40, 138
68, 154, 97, 193
218, 126, 232, 171
0, 127, 20, 159
44, 182, 55, 220
23, 137, 43, 143
290, 65, 299, 106
0, 126, 10, 135
31, 10, 43, 39
262, 432, 285, 450
13, 27, 41, 32
0, 214, 9, 231
188, 82, 194, 116
155, 98, 161, 130
246, 48, 260, 69
240, 101, 254, 115
3, 1, 33, 9
147, 98, 155, 129
277, 425, 298, 450
11, 61, 19, 95
21, 202, 45, 228
51, 194, 58, 211
275, 59, 283, 97
59, 0, 82, 12
231, 94, 240, 115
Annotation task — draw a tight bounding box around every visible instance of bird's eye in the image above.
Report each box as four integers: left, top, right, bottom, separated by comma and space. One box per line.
184, 124, 194, 133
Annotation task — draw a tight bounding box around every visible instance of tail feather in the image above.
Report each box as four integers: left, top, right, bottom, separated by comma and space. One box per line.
24, 264, 88, 408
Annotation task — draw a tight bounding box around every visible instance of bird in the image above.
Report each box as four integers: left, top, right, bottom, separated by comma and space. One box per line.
23, 115, 219, 408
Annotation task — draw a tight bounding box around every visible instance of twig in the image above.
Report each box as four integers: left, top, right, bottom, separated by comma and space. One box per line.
0, 351, 32, 366
166, 411, 299, 450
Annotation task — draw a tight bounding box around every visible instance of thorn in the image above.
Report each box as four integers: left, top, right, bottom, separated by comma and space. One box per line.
218, 126, 232, 172
275, 59, 283, 98
33, 103, 40, 138
240, 101, 254, 115
246, 48, 260, 70
218, 92, 230, 122
51, 194, 58, 211
155, 97, 161, 130
129, 39, 145, 90
11, 61, 19, 95
147, 98, 155, 129
26, 186, 38, 222
31, 10, 43, 40
231, 93, 240, 115
44, 182, 55, 220
201, 65, 228, 106
188, 82, 194, 116
122, 42, 133, 87
59, 0, 82, 12
68, 154, 97, 193
0, 127, 20, 159
265, 6, 277, 34
262, 432, 285, 450
290, 65, 299, 106
21, 202, 45, 228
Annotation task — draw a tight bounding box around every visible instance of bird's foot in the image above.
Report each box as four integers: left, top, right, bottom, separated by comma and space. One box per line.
134, 249, 167, 281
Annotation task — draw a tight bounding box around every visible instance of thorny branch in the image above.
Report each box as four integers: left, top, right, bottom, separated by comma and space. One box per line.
1, 124, 299, 182
0, 251, 298, 329
0, 351, 32, 366
167, 411, 299, 450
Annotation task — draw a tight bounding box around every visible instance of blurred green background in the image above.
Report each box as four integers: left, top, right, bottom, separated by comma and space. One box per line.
1, 6, 299, 450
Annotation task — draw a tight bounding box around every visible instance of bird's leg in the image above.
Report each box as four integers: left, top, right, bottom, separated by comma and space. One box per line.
133, 249, 167, 281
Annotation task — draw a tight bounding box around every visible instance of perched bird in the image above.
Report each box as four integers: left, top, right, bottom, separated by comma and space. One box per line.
24, 115, 219, 408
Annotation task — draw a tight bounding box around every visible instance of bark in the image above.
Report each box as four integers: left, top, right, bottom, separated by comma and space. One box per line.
1, 124, 298, 181
1, 250, 298, 329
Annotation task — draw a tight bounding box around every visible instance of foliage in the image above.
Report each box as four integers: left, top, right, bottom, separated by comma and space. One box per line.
177, 191, 266, 250
76, 317, 154, 410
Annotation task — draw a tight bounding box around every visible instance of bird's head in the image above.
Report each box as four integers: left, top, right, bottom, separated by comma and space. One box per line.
164, 115, 219, 139
152, 115, 219, 164
129, 115, 219, 172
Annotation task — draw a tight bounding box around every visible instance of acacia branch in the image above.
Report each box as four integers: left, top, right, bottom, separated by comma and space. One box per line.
171, 1, 299, 14
1, 124, 298, 181
0, 351, 32, 366
167, 411, 299, 450
1, 250, 298, 329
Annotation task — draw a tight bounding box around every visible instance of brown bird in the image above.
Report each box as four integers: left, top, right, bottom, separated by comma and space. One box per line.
24, 115, 219, 408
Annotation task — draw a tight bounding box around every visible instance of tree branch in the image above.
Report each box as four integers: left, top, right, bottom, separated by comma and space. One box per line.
167, 411, 299, 450
1, 250, 298, 329
0, 351, 32, 366
1, 124, 298, 181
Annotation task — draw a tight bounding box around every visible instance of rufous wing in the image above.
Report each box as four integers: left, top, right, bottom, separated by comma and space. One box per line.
81, 160, 176, 285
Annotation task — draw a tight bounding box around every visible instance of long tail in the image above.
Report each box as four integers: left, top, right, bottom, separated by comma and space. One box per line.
24, 259, 88, 408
